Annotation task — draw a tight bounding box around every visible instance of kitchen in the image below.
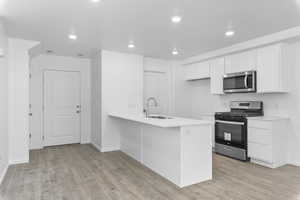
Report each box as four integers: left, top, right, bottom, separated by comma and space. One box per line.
1, 0, 300, 199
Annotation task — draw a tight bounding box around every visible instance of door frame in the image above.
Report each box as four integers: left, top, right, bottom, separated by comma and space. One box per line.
42, 69, 82, 147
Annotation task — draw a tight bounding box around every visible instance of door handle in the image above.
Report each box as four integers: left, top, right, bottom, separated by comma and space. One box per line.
215, 120, 245, 125
244, 75, 248, 88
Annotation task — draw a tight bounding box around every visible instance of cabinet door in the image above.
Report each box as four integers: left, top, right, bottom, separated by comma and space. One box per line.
225, 50, 257, 74
210, 57, 225, 94
248, 142, 273, 163
185, 61, 210, 80
200, 116, 215, 148
257, 44, 287, 93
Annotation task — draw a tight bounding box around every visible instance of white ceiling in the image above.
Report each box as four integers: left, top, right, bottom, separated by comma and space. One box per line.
1, 0, 300, 59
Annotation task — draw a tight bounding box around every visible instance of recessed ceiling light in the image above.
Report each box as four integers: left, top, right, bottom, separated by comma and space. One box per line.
68, 34, 77, 40
91, 0, 101, 2
225, 30, 235, 37
171, 16, 182, 23
172, 48, 179, 55
128, 43, 135, 49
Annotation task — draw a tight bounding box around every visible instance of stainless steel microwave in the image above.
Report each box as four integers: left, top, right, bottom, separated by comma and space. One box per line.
223, 71, 256, 93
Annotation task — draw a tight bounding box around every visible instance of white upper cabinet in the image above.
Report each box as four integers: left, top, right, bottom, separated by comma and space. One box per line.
257, 43, 288, 93
184, 43, 289, 94
210, 57, 225, 94
184, 61, 210, 81
225, 50, 257, 74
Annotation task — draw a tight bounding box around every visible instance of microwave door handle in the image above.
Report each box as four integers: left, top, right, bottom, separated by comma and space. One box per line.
244, 75, 248, 88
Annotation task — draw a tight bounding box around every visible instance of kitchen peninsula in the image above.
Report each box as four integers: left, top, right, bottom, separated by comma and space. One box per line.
109, 113, 213, 188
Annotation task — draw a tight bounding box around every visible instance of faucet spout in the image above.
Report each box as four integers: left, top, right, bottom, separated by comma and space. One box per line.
144, 97, 158, 118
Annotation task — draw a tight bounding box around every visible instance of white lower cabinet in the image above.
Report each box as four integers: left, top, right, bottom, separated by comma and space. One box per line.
200, 115, 215, 148
247, 118, 288, 168
248, 142, 273, 164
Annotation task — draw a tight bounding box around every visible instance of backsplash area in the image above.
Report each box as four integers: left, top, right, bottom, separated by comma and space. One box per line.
182, 79, 291, 118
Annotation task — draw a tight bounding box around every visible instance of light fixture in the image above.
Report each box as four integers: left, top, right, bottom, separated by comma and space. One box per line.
225, 30, 235, 37
91, 0, 101, 2
171, 16, 182, 24
172, 48, 179, 55
128, 42, 135, 49
68, 34, 77, 40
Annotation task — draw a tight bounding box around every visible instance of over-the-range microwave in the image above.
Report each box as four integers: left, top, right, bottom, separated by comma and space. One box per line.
223, 70, 256, 93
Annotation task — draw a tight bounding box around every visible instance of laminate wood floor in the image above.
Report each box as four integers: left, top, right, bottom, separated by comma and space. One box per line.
1, 144, 299, 200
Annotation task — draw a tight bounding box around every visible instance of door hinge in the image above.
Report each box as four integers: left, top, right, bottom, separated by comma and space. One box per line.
42, 136, 44, 140
29, 133, 31, 139
29, 74, 32, 79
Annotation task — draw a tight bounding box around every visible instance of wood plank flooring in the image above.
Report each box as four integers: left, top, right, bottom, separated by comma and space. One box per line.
0, 144, 300, 200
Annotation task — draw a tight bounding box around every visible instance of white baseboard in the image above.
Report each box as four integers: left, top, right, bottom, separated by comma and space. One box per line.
91, 142, 102, 152
0, 164, 9, 185
101, 146, 120, 152
81, 140, 91, 144
289, 161, 300, 167
9, 158, 29, 165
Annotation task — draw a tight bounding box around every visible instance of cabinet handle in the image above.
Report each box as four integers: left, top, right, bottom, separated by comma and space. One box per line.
244, 75, 248, 88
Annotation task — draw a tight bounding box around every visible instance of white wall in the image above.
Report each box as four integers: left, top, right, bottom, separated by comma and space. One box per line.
29, 55, 91, 149
8, 38, 39, 164
174, 41, 300, 166
101, 50, 143, 152
90, 53, 102, 150
0, 21, 9, 184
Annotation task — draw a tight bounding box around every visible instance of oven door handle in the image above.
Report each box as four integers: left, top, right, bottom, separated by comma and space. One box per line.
215, 120, 245, 125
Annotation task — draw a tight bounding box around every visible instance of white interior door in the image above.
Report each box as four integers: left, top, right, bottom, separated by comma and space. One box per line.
144, 71, 169, 115
44, 70, 81, 146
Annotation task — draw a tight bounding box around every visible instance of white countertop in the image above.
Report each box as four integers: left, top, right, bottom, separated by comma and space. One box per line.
109, 113, 213, 128
247, 116, 290, 121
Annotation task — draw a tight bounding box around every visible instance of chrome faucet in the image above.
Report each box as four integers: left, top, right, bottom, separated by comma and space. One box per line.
144, 97, 158, 118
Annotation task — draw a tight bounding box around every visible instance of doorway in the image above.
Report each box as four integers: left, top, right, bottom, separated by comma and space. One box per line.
43, 70, 81, 146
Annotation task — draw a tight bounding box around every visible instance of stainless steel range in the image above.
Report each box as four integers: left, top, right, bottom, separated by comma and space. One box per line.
215, 101, 263, 161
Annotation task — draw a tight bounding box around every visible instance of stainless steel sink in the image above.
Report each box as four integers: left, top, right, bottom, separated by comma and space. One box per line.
147, 115, 172, 119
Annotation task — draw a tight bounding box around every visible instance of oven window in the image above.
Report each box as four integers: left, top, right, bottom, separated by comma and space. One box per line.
215, 121, 246, 148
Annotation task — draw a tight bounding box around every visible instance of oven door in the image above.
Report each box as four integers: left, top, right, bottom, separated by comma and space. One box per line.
215, 120, 247, 149
223, 71, 256, 93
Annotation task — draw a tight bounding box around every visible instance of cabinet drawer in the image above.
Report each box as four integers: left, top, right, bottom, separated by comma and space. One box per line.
248, 120, 272, 129
248, 128, 272, 145
248, 142, 272, 163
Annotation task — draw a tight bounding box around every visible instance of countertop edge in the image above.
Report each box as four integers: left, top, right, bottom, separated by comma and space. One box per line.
108, 113, 213, 128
